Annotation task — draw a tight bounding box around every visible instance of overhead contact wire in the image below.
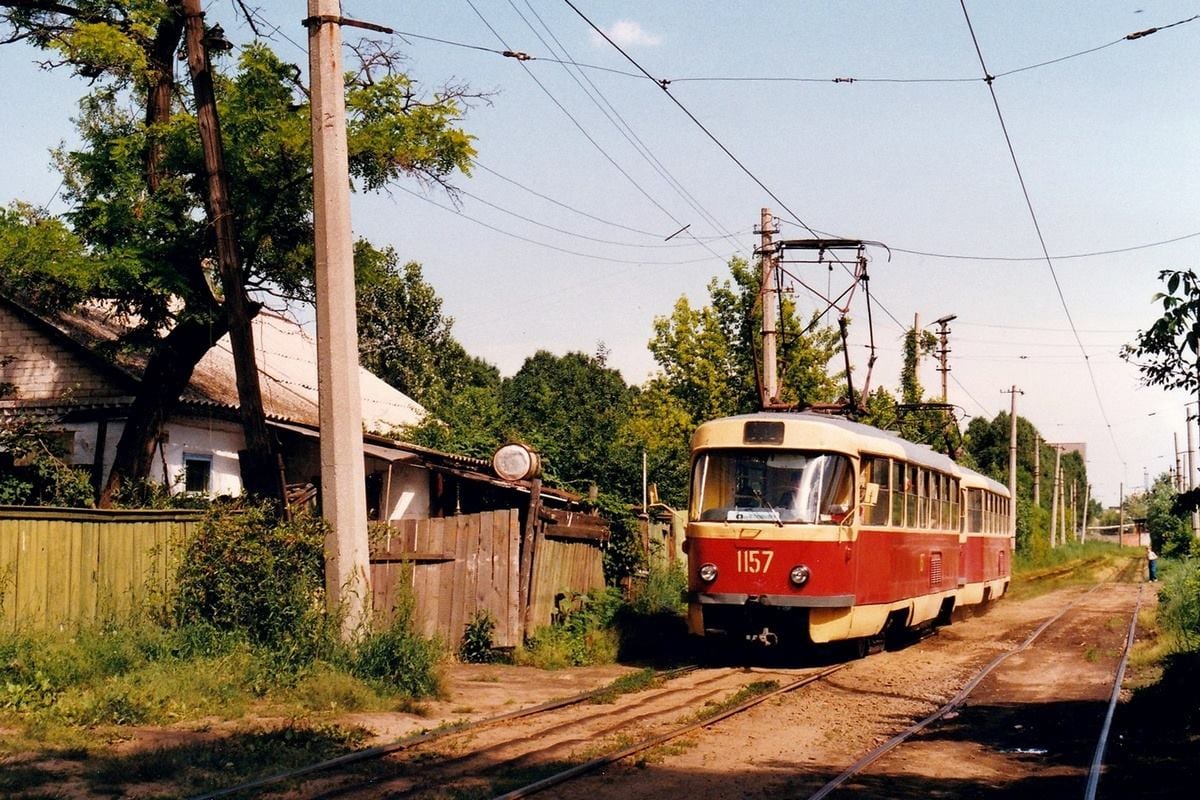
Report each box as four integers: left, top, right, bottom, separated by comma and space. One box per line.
463, 0, 728, 263
560, 0, 822, 240
958, 0, 1124, 469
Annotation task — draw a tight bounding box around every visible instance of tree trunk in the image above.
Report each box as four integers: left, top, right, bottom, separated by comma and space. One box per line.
181, 0, 286, 508
99, 309, 229, 506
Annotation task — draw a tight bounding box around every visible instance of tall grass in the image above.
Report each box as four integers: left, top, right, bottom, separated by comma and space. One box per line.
1158, 558, 1200, 652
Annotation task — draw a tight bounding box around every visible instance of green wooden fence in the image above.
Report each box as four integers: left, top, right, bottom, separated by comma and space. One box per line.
0, 507, 202, 633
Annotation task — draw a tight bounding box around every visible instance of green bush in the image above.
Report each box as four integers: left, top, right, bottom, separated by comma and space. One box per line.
348, 597, 442, 698
172, 506, 330, 662
518, 589, 623, 669
1159, 559, 1200, 651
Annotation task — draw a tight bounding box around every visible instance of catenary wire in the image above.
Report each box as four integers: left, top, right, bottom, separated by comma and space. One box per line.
958, 0, 1125, 470
512, 0, 743, 248
462, 0, 730, 264
474, 161, 747, 241
776, 219, 1200, 263
561, 0, 823, 240
395, 184, 731, 267
453, 183, 742, 249
381, 13, 1198, 86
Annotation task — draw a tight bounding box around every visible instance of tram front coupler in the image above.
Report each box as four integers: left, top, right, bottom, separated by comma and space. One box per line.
747, 627, 779, 646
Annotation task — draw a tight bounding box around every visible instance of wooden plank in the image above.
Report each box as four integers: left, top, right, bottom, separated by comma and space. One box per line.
79, 518, 100, 625
448, 514, 473, 646
476, 511, 493, 609
430, 518, 451, 639
16, 520, 48, 627
505, 509, 521, 646
0, 521, 18, 633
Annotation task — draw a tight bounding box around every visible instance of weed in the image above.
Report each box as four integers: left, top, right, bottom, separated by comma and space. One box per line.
459, 611, 498, 664
688, 680, 780, 723
589, 667, 660, 704
1158, 558, 1200, 651
516, 589, 623, 669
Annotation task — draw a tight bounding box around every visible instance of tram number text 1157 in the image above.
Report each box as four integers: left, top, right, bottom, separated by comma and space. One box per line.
736, 549, 774, 574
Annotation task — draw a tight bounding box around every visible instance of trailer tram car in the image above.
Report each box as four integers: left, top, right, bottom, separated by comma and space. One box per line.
686, 412, 1012, 648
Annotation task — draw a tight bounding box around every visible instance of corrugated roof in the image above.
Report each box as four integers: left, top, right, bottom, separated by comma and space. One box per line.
41, 302, 426, 430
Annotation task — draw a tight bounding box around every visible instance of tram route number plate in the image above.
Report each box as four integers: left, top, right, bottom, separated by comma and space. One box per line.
736, 549, 774, 574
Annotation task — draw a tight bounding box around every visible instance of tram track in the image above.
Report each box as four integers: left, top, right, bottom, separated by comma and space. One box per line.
800, 580, 1144, 800
191, 577, 1144, 800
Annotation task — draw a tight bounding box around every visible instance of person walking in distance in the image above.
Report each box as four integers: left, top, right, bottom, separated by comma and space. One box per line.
1147, 547, 1159, 582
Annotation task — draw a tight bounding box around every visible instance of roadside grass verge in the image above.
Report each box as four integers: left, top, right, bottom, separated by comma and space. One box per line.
1009, 540, 1141, 600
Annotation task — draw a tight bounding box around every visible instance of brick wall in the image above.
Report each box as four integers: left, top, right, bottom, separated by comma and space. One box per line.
0, 305, 121, 401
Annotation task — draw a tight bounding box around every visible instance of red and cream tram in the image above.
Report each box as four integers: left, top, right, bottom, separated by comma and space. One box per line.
685, 412, 1012, 647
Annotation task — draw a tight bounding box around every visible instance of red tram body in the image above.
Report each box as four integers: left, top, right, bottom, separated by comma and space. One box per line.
686, 412, 1012, 646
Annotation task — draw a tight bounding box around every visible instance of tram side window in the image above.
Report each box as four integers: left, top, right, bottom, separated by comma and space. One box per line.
861, 456, 891, 526
902, 465, 916, 527
949, 478, 960, 531
891, 461, 905, 526
917, 468, 930, 529
967, 488, 983, 533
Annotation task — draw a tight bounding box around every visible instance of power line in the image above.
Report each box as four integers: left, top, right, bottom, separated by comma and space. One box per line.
776, 219, 1200, 263
453, 182, 743, 249
474, 161, 747, 241
382, 13, 1198, 87
958, 0, 1125, 470
561, 0, 822, 240
395, 184, 732, 267
511, 0, 743, 248
462, 0, 729, 263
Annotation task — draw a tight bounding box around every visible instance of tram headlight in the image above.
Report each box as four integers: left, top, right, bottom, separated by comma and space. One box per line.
789, 564, 811, 587
698, 562, 718, 583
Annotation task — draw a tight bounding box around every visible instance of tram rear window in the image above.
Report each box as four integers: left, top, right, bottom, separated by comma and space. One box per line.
743, 421, 785, 445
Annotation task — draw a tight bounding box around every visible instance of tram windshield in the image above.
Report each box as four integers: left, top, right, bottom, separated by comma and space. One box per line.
690, 450, 854, 524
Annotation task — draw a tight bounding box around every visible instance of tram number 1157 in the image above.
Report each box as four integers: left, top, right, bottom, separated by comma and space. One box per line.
736, 549, 774, 574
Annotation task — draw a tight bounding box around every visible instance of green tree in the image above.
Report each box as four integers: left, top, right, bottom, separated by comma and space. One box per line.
1145, 473, 1195, 558
1, 4, 477, 503
499, 349, 634, 493
355, 246, 499, 411
649, 256, 841, 423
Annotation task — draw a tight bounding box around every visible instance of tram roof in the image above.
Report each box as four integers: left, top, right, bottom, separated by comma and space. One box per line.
694, 411, 1009, 496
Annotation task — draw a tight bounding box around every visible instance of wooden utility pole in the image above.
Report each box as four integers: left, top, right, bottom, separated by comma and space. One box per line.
758, 208, 779, 409
181, 0, 285, 506
1003, 386, 1023, 539
1082, 483, 1091, 542
1119, 482, 1126, 546
308, 1, 371, 638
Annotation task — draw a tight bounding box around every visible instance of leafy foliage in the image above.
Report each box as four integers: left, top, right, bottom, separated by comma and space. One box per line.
1123, 269, 1200, 392
172, 506, 330, 661
1159, 558, 1200, 651
356, 247, 499, 412
458, 610, 498, 664
649, 256, 841, 422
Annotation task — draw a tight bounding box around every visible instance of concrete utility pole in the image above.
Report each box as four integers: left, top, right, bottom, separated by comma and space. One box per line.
1003, 386, 1023, 539
1188, 403, 1198, 536
758, 208, 779, 409
1049, 444, 1063, 547
1119, 482, 1126, 546
308, 0, 371, 638
1174, 432, 1184, 492
934, 315, 957, 403
1033, 434, 1041, 507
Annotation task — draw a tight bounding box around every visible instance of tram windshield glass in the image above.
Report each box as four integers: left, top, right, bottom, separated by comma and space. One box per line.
690, 450, 854, 524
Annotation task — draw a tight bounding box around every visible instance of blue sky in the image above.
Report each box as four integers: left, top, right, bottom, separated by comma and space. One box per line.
3, 1, 1199, 506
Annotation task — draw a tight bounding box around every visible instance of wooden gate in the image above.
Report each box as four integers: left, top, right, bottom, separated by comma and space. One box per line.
370, 507, 609, 649
370, 510, 523, 648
